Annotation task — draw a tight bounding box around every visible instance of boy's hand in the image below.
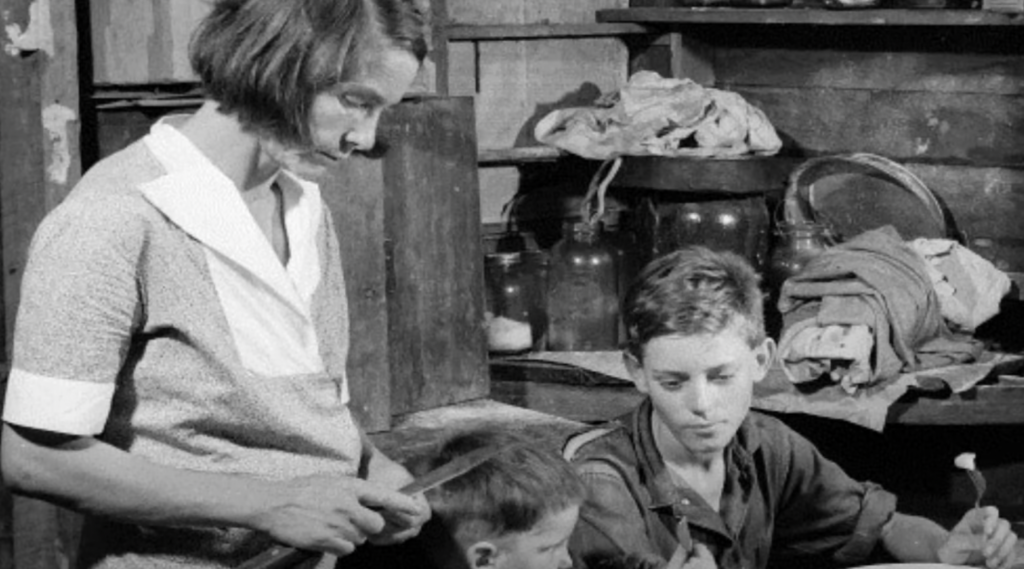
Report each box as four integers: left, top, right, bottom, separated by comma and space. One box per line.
938, 506, 1017, 569
667, 544, 716, 569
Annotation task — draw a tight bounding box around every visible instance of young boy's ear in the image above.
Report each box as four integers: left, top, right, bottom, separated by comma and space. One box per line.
466, 541, 499, 569
752, 338, 777, 384
623, 351, 650, 394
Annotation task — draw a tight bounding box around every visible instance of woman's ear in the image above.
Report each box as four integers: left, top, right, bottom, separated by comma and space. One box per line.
466, 542, 499, 569
752, 338, 777, 384
623, 350, 650, 394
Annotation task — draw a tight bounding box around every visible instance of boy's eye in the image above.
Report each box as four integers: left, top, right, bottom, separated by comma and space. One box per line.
658, 380, 684, 391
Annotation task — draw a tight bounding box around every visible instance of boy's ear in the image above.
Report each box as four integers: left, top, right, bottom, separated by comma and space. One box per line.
751, 338, 777, 384
623, 350, 650, 394
466, 541, 499, 569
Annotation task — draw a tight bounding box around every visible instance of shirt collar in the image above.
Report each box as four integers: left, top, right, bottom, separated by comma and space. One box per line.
137, 118, 322, 318
630, 398, 760, 539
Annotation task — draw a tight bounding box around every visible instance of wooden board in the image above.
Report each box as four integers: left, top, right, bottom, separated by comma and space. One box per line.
379, 96, 490, 416
448, 0, 628, 25
321, 149, 392, 433
717, 48, 1024, 95
734, 86, 1024, 167
89, 0, 209, 85
600, 7, 1024, 26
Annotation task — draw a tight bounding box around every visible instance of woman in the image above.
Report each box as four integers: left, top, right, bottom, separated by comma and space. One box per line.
1, 1, 431, 567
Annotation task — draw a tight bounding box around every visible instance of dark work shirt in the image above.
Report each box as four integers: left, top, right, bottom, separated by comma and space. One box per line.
565, 399, 897, 569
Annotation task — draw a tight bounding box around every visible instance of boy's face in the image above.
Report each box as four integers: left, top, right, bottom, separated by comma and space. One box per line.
626, 323, 775, 462
468, 505, 579, 569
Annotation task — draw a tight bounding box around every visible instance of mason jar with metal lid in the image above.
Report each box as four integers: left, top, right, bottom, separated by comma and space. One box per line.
484, 252, 535, 354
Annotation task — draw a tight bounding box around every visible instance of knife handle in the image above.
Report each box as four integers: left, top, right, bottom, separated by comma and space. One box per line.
237, 544, 317, 569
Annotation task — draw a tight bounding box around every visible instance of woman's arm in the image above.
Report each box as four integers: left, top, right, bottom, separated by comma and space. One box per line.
2, 423, 425, 556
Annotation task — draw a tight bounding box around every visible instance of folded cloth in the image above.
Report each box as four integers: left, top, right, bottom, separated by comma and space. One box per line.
782, 323, 873, 393
778, 226, 983, 391
533, 71, 782, 160
909, 238, 1011, 332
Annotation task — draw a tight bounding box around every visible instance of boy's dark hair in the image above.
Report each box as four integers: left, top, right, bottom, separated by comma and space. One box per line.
419, 429, 585, 544
189, 0, 428, 147
623, 246, 766, 362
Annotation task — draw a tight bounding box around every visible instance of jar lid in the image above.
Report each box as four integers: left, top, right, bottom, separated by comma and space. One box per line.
485, 252, 522, 266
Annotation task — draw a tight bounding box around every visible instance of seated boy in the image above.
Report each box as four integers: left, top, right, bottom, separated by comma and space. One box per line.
413, 429, 586, 569
565, 246, 1018, 569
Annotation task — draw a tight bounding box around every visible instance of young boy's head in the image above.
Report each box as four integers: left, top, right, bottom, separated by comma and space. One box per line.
417, 430, 585, 569
622, 246, 776, 462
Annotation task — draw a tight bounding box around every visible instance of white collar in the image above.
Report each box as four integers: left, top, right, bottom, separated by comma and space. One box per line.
137, 119, 323, 319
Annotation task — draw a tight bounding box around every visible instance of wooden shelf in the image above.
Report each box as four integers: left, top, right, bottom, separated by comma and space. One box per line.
447, 22, 654, 41
611, 155, 797, 193
490, 359, 1024, 426
478, 146, 563, 165
597, 7, 1024, 26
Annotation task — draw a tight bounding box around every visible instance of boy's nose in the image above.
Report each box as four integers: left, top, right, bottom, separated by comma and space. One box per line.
688, 379, 712, 416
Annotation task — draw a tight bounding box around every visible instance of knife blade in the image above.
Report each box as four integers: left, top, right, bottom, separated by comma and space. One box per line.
238, 444, 506, 569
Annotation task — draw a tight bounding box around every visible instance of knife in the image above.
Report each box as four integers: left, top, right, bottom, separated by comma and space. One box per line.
238, 444, 506, 569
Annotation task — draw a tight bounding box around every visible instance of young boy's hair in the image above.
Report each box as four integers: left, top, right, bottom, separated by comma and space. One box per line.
419, 429, 586, 545
623, 246, 766, 362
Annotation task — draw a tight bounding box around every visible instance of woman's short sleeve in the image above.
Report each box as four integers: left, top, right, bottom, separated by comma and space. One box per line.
3, 196, 145, 435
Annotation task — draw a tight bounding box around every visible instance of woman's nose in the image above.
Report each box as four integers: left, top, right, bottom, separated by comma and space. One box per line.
343, 113, 380, 153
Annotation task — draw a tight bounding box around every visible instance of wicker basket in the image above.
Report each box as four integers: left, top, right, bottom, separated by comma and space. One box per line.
782, 153, 954, 243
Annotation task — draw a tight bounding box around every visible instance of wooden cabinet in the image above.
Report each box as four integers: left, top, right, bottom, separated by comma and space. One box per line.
323, 96, 489, 431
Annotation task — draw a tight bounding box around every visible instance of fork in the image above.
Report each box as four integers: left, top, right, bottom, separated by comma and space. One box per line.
967, 468, 987, 509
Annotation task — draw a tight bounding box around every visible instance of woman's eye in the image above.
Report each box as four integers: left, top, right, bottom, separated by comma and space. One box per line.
341, 95, 373, 111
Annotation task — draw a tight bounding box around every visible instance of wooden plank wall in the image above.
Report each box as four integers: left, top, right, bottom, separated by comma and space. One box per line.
701, 26, 1024, 273
445, 0, 631, 223
89, 0, 209, 84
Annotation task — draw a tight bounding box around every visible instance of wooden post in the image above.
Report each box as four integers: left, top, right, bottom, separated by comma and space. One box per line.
0, 1, 82, 569
431, 0, 451, 95
668, 31, 715, 85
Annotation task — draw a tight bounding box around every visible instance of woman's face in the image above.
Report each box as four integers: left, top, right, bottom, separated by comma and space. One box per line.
262, 46, 421, 179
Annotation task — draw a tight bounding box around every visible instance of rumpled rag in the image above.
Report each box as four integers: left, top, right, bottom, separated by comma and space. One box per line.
908, 237, 1011, 333
778, 226, 982, 393
533, 71, 782, 160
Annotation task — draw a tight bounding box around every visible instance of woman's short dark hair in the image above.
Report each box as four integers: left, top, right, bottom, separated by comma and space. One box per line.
189, 0, 428, 146
623, 246, 766, 362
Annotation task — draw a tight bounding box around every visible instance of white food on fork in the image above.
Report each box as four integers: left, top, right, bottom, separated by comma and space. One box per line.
954, 452, 986, 508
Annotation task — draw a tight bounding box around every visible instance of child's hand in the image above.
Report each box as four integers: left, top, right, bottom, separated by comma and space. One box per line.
938, 506, 1017, 569
667, 544, 716, 569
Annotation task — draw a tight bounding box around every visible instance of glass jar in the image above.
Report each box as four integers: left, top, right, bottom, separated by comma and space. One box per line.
546, 221, 620, 351
521, 249, 551, 351
764, 222, 833, 338
634, 193, 771, 274
767, 222, 833, 295
484, 252, 535, 354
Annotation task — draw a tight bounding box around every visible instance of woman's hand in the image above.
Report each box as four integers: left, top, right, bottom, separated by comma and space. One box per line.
938, 506, 1018, 569
255, 474, 426, 556
362, 447, 431, 545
